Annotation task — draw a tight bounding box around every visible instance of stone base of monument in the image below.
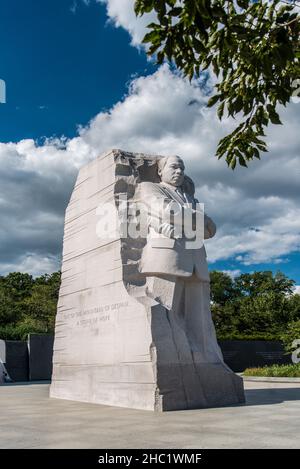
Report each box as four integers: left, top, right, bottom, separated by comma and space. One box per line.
153, 363, 245, 411
50, 362, 244, 411
50, 149, 245, 411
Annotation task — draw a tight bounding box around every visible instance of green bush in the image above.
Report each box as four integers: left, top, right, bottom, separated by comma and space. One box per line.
0, 322, 47, 341
0, 324, 24, 341
243, 364, 300, 378
280, 320, 300, 354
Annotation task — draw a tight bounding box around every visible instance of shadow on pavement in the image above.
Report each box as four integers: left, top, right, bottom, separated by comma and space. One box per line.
244, 387, 300, 406
1, 383, 300, 411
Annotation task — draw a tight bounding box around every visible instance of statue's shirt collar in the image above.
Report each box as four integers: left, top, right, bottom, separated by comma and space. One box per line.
160, 181, 187, 203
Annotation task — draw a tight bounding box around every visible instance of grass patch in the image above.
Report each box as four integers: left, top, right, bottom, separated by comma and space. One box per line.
243, 363, 300, 378
217, 333, 281, 341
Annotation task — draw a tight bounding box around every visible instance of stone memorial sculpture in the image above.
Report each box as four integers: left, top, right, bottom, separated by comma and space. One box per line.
50, 149, 245, 410
0, 359, 11, 384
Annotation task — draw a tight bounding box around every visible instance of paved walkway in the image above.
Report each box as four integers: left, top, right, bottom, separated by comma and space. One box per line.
0, 381, 300, 449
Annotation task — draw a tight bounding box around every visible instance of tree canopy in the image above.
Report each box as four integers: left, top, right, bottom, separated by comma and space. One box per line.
0, 272, 61, 340
210, 270, 300, 340
0, 270, 299, 343
134, 0, 300, 168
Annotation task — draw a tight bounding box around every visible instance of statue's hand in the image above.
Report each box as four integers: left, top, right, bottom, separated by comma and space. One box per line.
159, 222, 175, 238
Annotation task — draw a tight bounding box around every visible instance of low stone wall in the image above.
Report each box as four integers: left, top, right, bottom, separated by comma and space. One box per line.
28, 334, 54, 380
0, 340, 29, 381
219, 340, 291, 372
0, 334, 54, 382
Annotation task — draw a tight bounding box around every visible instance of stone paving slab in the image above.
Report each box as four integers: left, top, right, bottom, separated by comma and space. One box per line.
0, 381, 300, 449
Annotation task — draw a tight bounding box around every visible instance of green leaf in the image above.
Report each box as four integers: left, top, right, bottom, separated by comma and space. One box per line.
233, 96, 243, 113
269, 113, 282, 125
262, 56, 273, 78
169, 7, 182, 17
267, 104, 283, 125
142, 30, 161, 44
238, 155, 248, 167
157, 50, 165, 64
192, 37, 206, 54
134, 0, 155, 15
256, 144, 268, 152
207, 94, 220, 107
253, 148, 261, 159
146, 22, 161, 30
196, 0, 211, 19
217, 102, 225, 120
237, 0, 249, 9
229, 156, 237, 170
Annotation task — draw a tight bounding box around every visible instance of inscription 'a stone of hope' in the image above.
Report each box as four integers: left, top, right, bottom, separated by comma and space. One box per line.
75, 301, 129, 328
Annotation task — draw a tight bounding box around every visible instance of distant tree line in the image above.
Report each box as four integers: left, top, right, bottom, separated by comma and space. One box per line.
0, 270, 300, 346
0, 272, 61, 340
210, 270, 300, 342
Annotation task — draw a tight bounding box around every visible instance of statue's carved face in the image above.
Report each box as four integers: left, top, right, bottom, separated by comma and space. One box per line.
158, 156, 185, 187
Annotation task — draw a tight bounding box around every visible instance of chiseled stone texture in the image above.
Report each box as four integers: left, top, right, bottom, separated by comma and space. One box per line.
50, 149, 245, 411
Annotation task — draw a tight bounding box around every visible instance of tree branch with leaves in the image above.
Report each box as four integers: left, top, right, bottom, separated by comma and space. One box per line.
135, 0, 300, 168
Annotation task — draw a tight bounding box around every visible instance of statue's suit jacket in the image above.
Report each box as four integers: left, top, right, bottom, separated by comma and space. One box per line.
135, 181, 216, 282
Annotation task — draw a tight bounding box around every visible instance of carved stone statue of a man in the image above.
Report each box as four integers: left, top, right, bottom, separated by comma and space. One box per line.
136, 155, 225, 365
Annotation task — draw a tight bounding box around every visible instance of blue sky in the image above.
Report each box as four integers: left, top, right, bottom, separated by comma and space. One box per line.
0, 0, 155, 142
0, 0, 299, 286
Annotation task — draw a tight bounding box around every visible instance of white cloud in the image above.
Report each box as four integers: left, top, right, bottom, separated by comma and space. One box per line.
77, 65, 300, 265
70, 0, 91, 14
0, 137, 92, 276
1, 65, 300, 276
221, 270, 242, 279
97, 0, 156, 46
0, 254, 59, 278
